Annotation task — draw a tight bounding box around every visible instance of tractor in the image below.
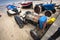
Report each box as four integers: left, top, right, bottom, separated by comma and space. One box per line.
34, 4, 56, 17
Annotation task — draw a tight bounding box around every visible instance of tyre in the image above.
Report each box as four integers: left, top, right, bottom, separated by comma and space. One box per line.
30, 30, 40, 40
34, 4, 44, 14
14, 15, 24, 28
45, 10, 52, 17
34, 5, 40, 14
51, 9, 56, 14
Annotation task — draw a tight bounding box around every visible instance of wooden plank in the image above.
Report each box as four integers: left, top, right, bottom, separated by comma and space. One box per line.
41, 15, 60, 40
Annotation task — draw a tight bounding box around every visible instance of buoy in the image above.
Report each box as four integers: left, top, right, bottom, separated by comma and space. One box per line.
47, 17, 56, 24
38, 16, 47, 29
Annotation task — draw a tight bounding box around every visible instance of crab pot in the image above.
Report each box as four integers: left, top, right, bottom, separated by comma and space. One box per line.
44, 10, 52, 17
34, 4, 45, 14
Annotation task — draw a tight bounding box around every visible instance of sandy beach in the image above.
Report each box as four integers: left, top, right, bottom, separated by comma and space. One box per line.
0, 1, 60, 40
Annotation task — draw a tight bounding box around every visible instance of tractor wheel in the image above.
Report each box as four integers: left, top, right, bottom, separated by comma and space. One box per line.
14, 15, 24, 28
45, 10, 52, 17
34, 5, 40, 14
51, 9, 56, 14
34, 4, 45, 14
30, 30, 40, 40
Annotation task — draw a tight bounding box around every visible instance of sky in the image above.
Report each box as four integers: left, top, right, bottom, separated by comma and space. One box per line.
0, 0, 25, 6
0, 0, 59, 6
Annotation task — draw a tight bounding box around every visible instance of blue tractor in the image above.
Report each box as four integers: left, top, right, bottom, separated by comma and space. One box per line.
34, 4, 56, 17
